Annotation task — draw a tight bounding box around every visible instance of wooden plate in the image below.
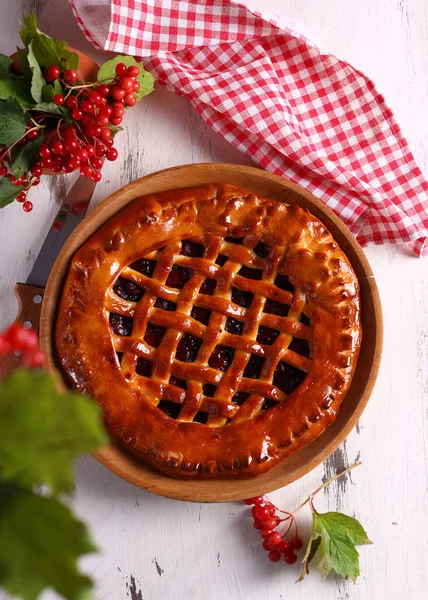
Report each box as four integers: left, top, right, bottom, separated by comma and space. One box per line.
40, 163, 383, 502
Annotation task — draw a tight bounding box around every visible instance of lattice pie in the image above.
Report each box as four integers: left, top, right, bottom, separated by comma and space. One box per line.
56, 184, 361, 479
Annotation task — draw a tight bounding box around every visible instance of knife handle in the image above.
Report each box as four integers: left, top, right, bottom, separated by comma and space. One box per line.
0, 283, 45, 381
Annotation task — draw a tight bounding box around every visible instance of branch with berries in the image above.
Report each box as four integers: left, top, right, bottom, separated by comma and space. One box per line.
0, 11, 154, 212
244, 461, 372, 582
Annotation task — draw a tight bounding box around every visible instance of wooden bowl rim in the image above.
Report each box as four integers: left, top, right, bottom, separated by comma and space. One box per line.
40, 163, 383, 502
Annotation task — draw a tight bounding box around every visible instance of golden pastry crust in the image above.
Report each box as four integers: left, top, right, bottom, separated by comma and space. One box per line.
56, 184, 361, 479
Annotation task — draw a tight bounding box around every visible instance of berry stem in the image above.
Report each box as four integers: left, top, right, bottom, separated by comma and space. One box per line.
0, 125, 45, 162
291, 461, 362, 516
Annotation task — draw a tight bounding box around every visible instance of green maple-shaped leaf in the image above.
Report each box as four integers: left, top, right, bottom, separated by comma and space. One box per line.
0, 175, 24, 208
97, 55, 154, 101
20, 11, 78, 70
0, 370, 107, 494
0, 97, 27, 145
10, 134, 44, 177
0, 482, 95, 600
298, 511, 372, 583
0, 54, 14, 79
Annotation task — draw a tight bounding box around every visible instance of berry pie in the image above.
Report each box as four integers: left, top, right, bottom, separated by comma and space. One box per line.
56, 184, 361, 479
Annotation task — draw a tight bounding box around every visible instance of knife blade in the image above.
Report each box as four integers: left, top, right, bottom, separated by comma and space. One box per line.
0, 175, 97, 380
26, 175, 97, 288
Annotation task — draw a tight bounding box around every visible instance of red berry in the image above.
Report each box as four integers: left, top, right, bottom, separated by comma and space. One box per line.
260, 528, 273, 539
96, 114, 109, 127
51, 141, 64, 155
98, 95, 107, 105
90, 156, 103, 169
80, 165, 93, 178
66, 96, 78, 109
267, 532, 282, 548
100, 105, 113, 117
277, 541, 290, 554
97, 84, 111, 96
262, 518, 278, 530
78, 148, 89, 162
292, 537, 304, 550
63, 125, 77, 138
39, 144, 51, 158
106, 147, 118, 161
63, 163, 74, 173
44, 65, 61, 81
91, 170, 102, 182
133, 80, 140, 92
64, 69, 78, 84
124, 92, 136, 107
52, 94, 64, 105
40, 157, 53, 168
25, 350, 45, 368
85, 144, 95, 157
119, 76, 134, 91
268, 550, 281, 563
0, 333, 11, 356
284, 552, 297, 565
80, 100, 95, 114
127, 65, 140, 77
109, 116, 122, 126
89, 91, 103, 105
111, 85, 126, 100
87, 124, 102, 137
31, 164, 42, 176
106, 138, 114, 147
32, 177, 41, 186
71, 108, 83, 120
115, 62, 127, 76
23, 200, 33, 212
95, 144, 106, 157
262, 539, 271, 551
253, 519, 263, 530
100, 128, 111, 141
16, 191, 26, 203
81, 114, 93, 126
112, 102, 124, 116
255, 506, 271, 521
27, 129, 40, 139
68, 156, 81, 171
51, 164, 62, 173
0, 164, 7, 176
5, 323, 30, 350
64, 138, 79, 154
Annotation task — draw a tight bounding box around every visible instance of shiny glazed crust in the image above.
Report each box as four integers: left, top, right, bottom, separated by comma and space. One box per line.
56, 184, 361, 479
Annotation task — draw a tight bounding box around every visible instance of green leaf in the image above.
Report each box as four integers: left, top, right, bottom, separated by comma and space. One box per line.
20, 11, 79, 70
0, 370, 107, 493
20, 11, 38, 47
16, 47, 32, 79
10, 135, 44, 177
107, 123, 124, 136
297, 513, 322, 582
0, 54, 14, 79
34, 101, 66, 117
14, 78, 36, 108
97, 55, 154, 101
0, 97, 27, 145
0, 177, 24, 208
0, 483, 95, 600
0, 80, 16, 100
304, 511, 372, 583
31, 35, 79, 70
27, 42, 45, 103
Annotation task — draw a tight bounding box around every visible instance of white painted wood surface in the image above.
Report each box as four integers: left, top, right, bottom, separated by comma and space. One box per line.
0, 1, 427, 598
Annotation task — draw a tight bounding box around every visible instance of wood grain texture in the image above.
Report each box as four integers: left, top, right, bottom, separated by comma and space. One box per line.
0, 0, 427, 599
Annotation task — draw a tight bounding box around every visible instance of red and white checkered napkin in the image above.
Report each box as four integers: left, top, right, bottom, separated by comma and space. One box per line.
71, 0, 428, 256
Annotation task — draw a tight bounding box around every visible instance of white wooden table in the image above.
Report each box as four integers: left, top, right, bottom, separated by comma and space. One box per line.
1, 1, 427, 599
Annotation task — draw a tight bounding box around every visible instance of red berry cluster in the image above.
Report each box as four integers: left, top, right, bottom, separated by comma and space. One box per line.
244, 496, 304, 565
0, 322, 44, 368
0, 62, 140, 212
